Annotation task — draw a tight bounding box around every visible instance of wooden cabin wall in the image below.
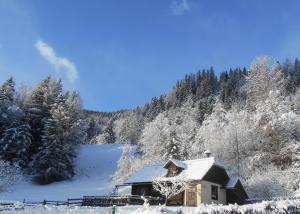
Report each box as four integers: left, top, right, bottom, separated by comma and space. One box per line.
131, 184, 161, 197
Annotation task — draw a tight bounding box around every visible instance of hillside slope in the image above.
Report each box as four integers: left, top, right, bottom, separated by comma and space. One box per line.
0, 144, 123, 201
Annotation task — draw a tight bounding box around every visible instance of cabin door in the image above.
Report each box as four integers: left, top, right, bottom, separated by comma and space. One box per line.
187, 188, 196, 206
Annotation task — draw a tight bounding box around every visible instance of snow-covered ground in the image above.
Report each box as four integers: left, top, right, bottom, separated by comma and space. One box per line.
0, 144, 124, 201
2, 199, 300, 214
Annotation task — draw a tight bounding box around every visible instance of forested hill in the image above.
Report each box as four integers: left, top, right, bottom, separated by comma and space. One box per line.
86, 67, 247, 143
86, 57, 300, 146
88, 56, 300, 198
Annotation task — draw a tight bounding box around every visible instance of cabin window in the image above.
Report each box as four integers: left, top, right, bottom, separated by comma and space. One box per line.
211, 185, 218, 200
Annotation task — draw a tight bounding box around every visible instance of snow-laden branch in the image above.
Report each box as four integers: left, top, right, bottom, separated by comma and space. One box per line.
0, 160, 22, 192
153, 175, 190, 205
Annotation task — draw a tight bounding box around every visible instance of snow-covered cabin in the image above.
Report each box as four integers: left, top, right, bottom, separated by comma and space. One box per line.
122, 157, 248, 206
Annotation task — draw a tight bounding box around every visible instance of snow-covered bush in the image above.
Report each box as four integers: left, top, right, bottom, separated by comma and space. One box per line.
244, 165, 300, 198
0, 160, 22, 192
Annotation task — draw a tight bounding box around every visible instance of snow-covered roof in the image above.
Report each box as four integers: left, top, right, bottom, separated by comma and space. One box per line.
125, 165, 167, 184
179, 157, 220, 180
163, 159, 187, 169
226, 176, 239, 189
124, 157, 223, 184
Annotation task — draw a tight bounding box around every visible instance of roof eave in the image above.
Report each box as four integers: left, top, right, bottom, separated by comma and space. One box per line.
123, 181, 153, 185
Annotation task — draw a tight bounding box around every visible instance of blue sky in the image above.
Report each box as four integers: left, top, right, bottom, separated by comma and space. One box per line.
1, 0, 300, 111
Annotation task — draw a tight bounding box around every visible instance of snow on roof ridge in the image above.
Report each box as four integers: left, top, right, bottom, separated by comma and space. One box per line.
183, 156, 215, 163
185, 157, 225, 167
165, 159, 187, 169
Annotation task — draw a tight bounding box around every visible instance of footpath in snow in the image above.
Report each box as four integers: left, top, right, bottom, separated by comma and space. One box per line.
0, 144, 123, 202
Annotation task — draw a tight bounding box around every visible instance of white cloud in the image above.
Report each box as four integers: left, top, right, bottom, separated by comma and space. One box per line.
35, 40, 78, 82
171, 0, 191, 16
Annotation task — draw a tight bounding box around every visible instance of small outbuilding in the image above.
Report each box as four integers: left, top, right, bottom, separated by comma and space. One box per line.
121, 157, 248, 206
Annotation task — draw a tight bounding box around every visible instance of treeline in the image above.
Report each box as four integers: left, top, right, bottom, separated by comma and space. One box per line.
87, 68, 247, 144
0, 77, 87, 184
89, 58, 300, 146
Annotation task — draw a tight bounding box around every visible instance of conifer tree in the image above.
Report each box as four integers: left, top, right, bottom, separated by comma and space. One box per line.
25, 77, 63, 156
0, 123, 31, 167
0, 78, 16, 138
31, 94, 76, 184
0, 78, 32, 167
0, 77, 15, 102
163, 131, 181, 160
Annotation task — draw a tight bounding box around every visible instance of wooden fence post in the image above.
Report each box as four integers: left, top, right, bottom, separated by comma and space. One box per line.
112, 205, 116, 214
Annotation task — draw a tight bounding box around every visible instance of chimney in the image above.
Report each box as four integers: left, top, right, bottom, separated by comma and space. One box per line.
204, 150, 212, 157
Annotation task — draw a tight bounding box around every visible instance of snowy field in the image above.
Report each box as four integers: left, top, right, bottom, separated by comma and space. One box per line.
0, 144, 124, 201
2, 199, 300, 214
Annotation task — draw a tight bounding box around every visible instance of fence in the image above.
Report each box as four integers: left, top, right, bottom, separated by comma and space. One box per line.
23, 198, 83, 206
0, 202, 24, 212
81, 195, 163, 206
14, 195, 162, 207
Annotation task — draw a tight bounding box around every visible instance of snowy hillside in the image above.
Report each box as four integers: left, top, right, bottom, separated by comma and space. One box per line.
0, 144, 123, 201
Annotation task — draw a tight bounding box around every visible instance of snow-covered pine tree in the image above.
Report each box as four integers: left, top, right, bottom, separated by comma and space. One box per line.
0, 77, 15, 103
163, 131, 181, 160
24, 77, 63, 157
31, 90, 87, 184
31, 94, 76, 184
0, 122, 31, 167
65, 91, 87, 145
0, 78, 33, 168
103, 120, 116, 144
0, 78, 16, 138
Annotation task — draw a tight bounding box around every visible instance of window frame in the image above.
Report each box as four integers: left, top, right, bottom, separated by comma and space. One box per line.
211, 185, 218, 200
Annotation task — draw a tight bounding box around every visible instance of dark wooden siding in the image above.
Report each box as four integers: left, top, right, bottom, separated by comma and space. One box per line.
202, 165, 230, 186
131, 183, 161, 197
226, 180, 248, 205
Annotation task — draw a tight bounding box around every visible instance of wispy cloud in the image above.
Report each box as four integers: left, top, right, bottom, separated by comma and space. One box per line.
171, 0, 191, 16
35, 40, 78, 82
